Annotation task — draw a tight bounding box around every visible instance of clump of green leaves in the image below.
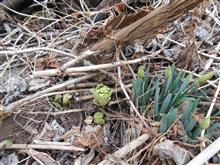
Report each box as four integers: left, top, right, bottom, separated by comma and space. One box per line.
133, 66, 158, 113
92, 84, 112, 106
132, 65, 215, 138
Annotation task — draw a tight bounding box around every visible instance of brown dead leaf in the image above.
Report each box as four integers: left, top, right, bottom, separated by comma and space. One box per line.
176, 41, 202, 70
0, 111, 11, 128
35, 56, 60, 70
36, 122, 57, 141
77, 125, 104, 149
176, 19, 205, 70
0, 9, 7, 22
61, 126, 81, 142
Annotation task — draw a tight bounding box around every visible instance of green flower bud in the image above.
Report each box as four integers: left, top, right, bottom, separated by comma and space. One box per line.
92, 84, 112, 106
195, 71, 215, 85
94, 112, 105, 125
199, 117, 210, 130
137, 66, 145, 80
165, 65, 171, 79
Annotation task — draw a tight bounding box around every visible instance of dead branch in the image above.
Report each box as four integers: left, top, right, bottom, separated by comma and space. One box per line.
1, 143, 85, 152
98, 134, 150, 165
0, 74, 96, 112
58, 0, 204, 71
187, 137, 220, 165
91, 0, 205, 52
32, 55, 153, 78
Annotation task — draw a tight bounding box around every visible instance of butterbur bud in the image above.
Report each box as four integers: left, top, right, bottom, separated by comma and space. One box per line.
92, 84, 112, 106
93, 112, 105, 125
62, 93, 72, 106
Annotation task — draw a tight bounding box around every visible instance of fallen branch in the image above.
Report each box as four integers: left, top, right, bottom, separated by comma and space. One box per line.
98, 134, 150, 165
91, 0, 205, 52
1, 74, 96, 112
187, 137, 220, 165
1, 143, 85, 152
57, 0, 204, 71
32, 55, 153, 78
0, 47, 77, 58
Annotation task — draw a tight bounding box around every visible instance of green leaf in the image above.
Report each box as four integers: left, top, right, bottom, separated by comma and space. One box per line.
170, 74, 181, 93
192, 127, 202, 138
159, 115, 168, 133
181, 100, 198, 132
174, 96, 196, 107
160, 93, 172, 113
184, 117, 196, 132
153, 85, 160, 120
181, 101, 198, 121
159, 108, 176, 133
143, 67, 149, 84
94, 112, 104, 119
139, 82, 149, 107
54, 94, 62, 103
186, 73, 193, 82
94, 118, 105, 125
167, 108, 177, 126
132, 79, 142, 106
51, 101, 62, 108
205, 122, 220, 139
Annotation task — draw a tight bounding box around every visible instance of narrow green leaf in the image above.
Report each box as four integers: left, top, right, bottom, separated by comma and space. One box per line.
159, 115, 168, 133
170, 74, 181, 93
132, 79, 142, 106
174, 96, 196, 107
181, 100, 198, 132
166, 108, 177, 127
184, 117, 196, 132
159, 108, 176, 133
160, 93, 172, 113
153, 86, 160, 120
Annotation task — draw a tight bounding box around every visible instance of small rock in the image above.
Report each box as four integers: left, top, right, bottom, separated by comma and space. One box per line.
153, 140, 190, 165
0, 75, 27, 105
